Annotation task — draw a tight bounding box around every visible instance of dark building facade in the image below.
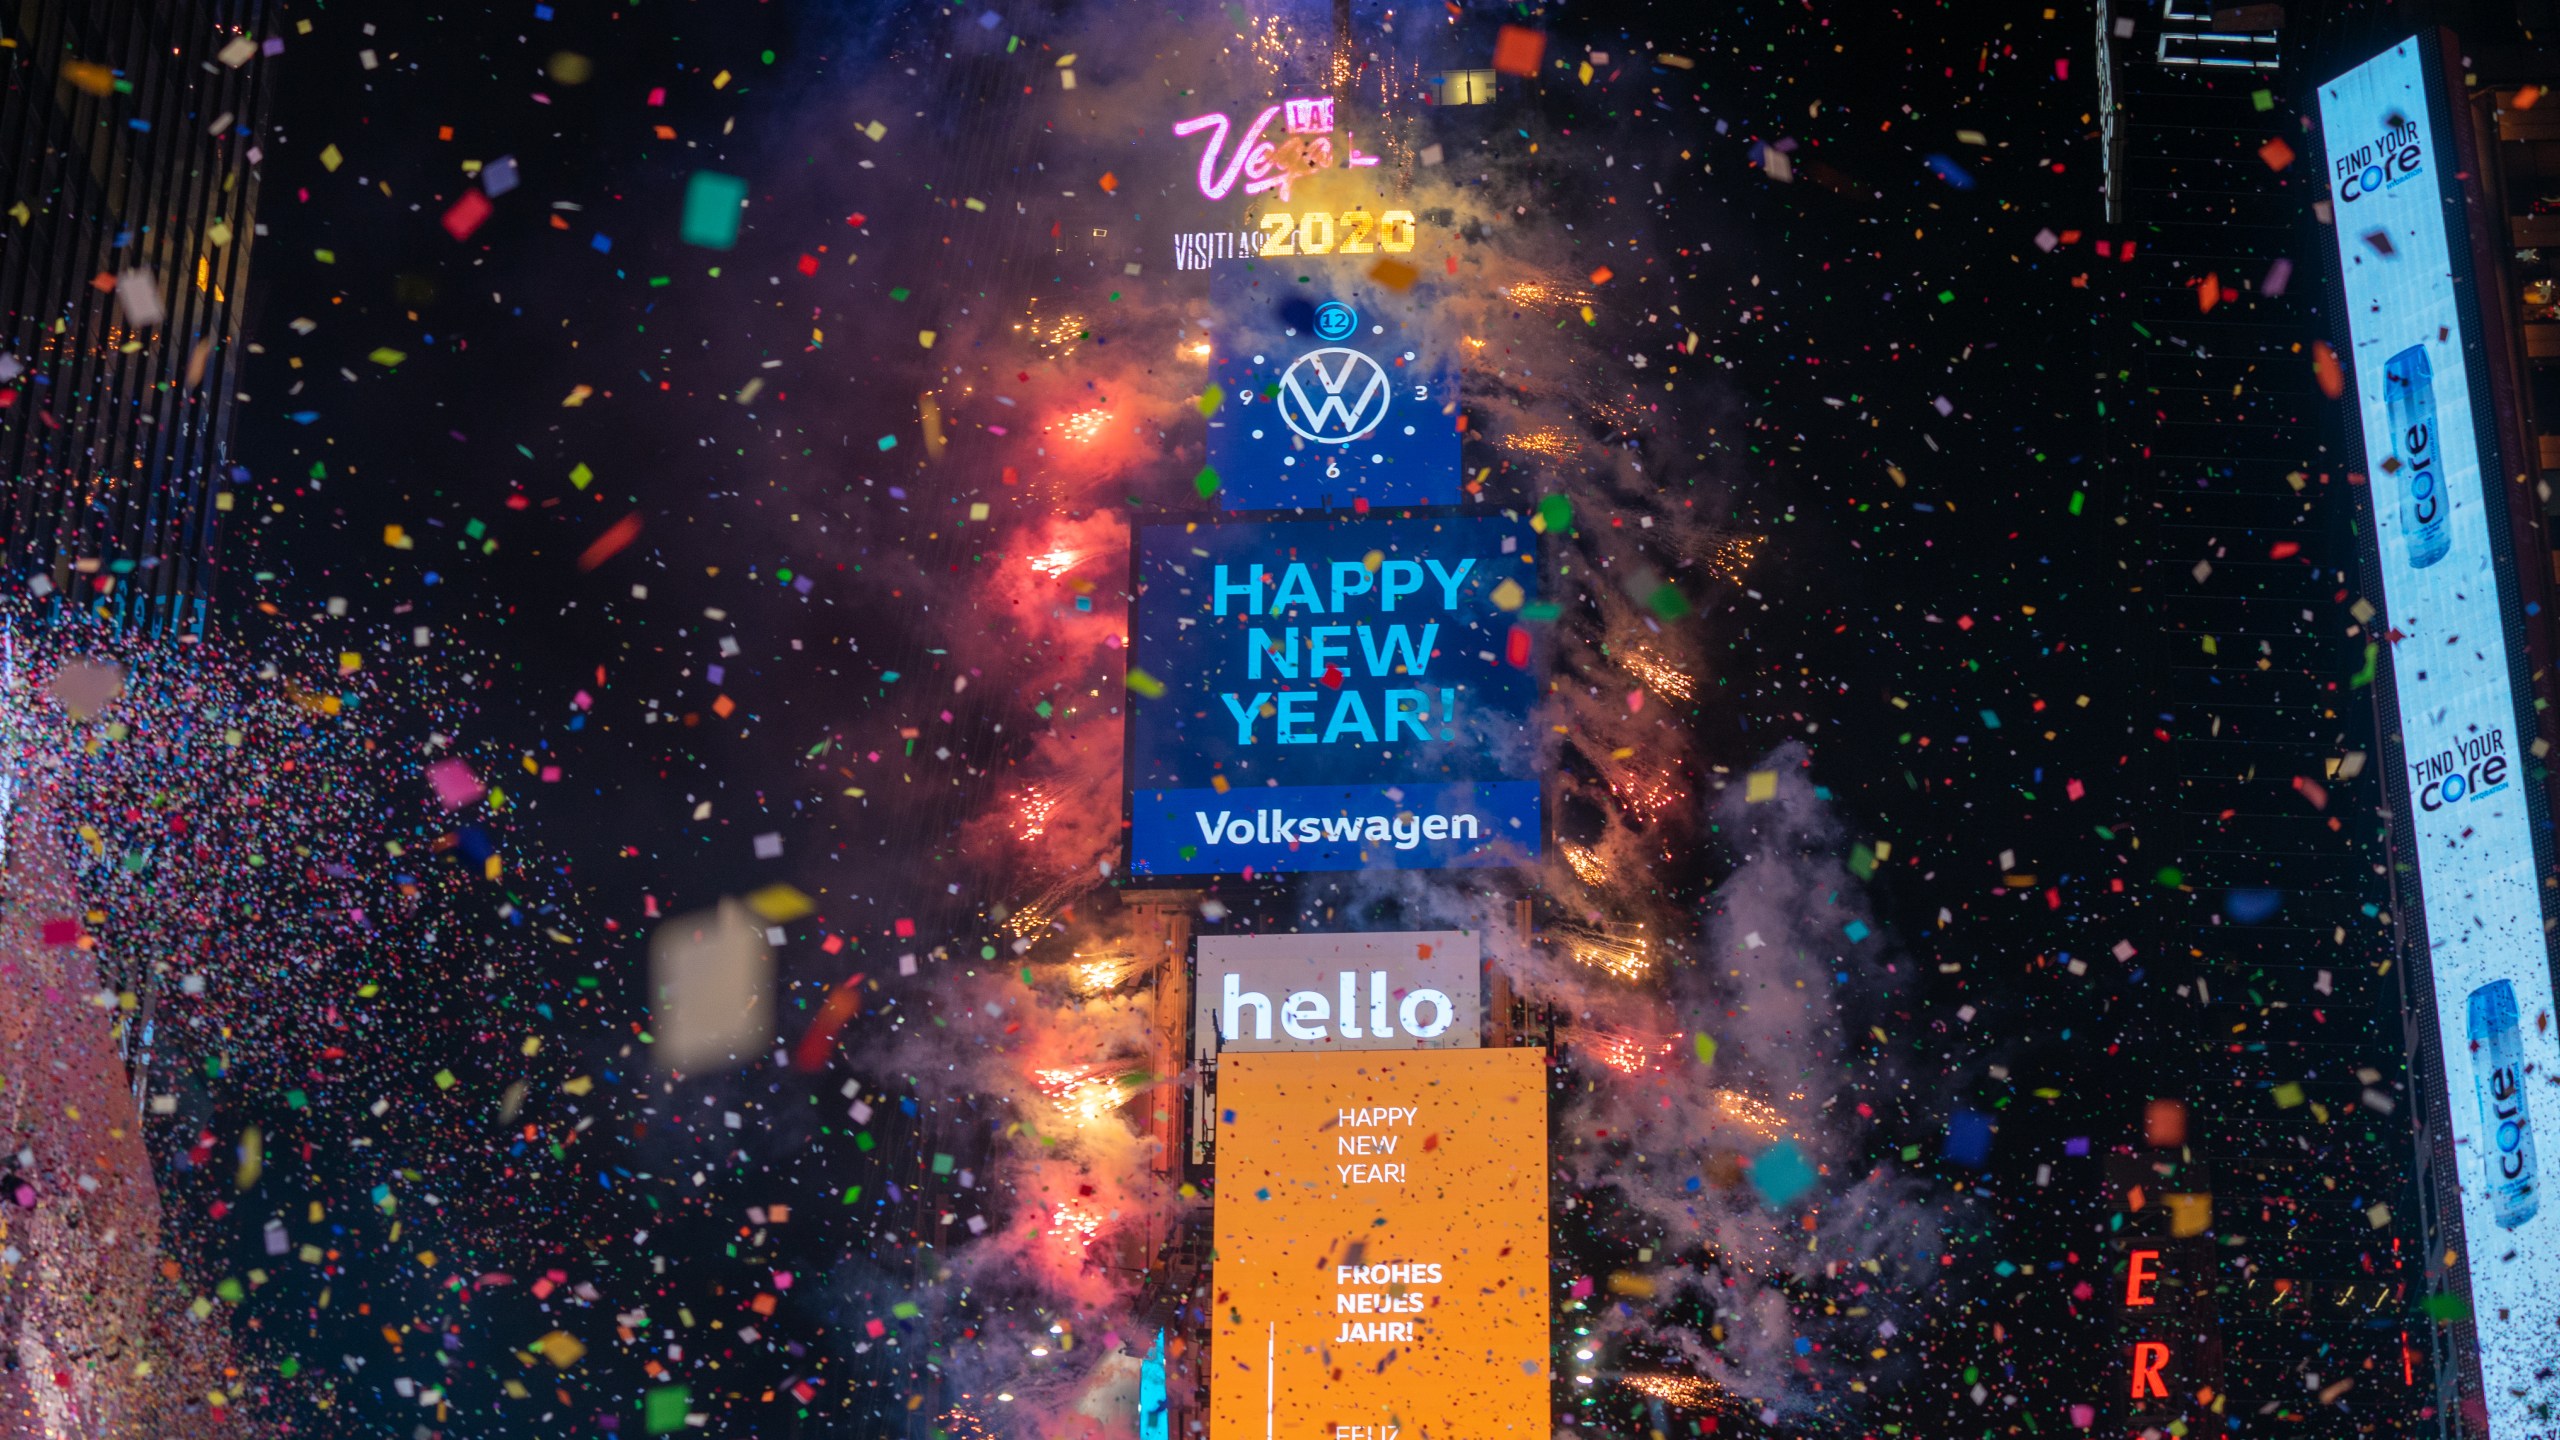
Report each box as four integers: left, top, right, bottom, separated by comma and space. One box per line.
0, 0, 273, 635
2017, 3, 2438, 1432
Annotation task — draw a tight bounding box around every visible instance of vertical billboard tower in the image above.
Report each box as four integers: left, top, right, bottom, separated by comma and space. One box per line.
2317, 31, 2560, 1433
1124, 55, 1551, 1440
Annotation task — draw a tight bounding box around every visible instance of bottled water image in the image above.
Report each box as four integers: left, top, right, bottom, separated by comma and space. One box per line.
2386, 343, 2452, 569
2470, 979, 2541, 1230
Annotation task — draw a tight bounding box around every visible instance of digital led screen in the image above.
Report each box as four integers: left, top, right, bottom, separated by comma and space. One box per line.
1204, 279, 1461, 512
1210, 1048, 1549, 1440
1124, 514, 1541, 878
1194, 931, 1481, 1057
2319, 34, 2560, 1432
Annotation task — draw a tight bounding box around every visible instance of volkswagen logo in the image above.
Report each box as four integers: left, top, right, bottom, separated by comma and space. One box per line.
1276, 347, 1391, 445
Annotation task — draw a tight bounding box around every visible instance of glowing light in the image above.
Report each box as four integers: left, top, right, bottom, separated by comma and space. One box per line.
1033, 1065, 1133, 1126
1028, 548, 1083, 578
1554, 921, 1650, 981
1067, 951, 1133, 995
1609, 769, 1681, 825
1501, 279, 1592, 311
1618, 646, 1695, 702
1503, 426, 1576, 461
1623, 1373, 1723, 1409
1016, 310, 1086, 354
1054, 407, 1111, 444
1583, 1027, 1679, 1074
1048, 1196, 1105, 1252
1705, 534, 1762, 584
1561, 842, 1610, 888
1001, 872, 1096, 940
1015, 786, 1058, 843
1713, 1089, 1790, 1140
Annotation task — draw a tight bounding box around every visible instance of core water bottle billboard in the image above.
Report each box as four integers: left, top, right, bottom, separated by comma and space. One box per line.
2320, 34, 2560, 1434
1124, 514, 1540, 877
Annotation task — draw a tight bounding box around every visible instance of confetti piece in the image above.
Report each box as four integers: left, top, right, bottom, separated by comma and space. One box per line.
680, 170, 748, 250
576, 513, 644, 571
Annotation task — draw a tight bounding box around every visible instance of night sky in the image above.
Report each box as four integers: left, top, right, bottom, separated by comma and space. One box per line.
15, 0, 2473, 1435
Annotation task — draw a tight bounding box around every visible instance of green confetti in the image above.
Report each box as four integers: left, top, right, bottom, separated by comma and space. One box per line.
679, 171, 747, 250
1126, 668, 1167, 699
644, 1385, 692, 1434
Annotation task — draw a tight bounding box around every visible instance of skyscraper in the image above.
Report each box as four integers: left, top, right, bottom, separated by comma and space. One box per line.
0, 0, 273, 635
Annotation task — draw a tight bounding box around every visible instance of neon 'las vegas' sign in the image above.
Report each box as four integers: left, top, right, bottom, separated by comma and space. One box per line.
1172, 96, 1379, 202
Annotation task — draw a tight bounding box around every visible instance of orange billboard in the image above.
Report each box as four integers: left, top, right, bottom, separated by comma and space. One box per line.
1211, 1048, 1549, 1440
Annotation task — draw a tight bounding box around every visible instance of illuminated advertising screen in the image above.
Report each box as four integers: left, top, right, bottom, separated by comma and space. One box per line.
2319, 34, 2560, 1431
1211, 1048, 1549, 1440
1194, 931, 1482, 1057
1204, 279, 1462, 512
1124, 514, 1542, 878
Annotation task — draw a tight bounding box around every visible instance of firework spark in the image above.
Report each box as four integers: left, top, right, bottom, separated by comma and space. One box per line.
1053, 407, 1110, 444
1561, 841, 1610, 888
1028, 548, 1085, 579
1609, 769, 1681, 825
1553, 921, 1650, 981
1705, 534, 1762, 584
1047, 1197, 1105, 1253
1067, 951, 1134, 995
1622, 1373, 1725, 1409
1001, 871, 1097, 939
1502, 426, 1576, 461
1712, 1089, 1790, 1140
1581, 1026, 1679, 1074
1014, 786, 1059, 844
1017, 309, 1087, 354
1501, 279, 1592, 311
1033, 1065, 1134, 1126
1618, 645, 1695, 702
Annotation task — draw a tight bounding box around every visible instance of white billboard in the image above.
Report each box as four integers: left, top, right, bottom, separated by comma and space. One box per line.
1194, 930, 1479, 1055
2320, 35, 2559, 1433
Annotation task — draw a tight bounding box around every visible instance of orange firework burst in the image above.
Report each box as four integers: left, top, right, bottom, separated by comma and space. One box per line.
1713, 1089, 1790, 1140
1502, 279, 1592, 310
1047, 1197, 1105, 1253
1609, 769, 1681, 825
1618, 645, 1695, 702
1561, 841, 1610, 888
1502, 426, 1576, 461
1705, 534, 1761, 583
1015, 786, 1058, 843
1553, 921, 1650, 981
1067, 951, 1134, 995
1032, 1064, 1134, 1126
1028, 547, 1084, 578
1053, 407, 1110, 443
1623, 1373, 1724, 1409
1582, 1027, 1679, 1074
1015, 309, 1087, 354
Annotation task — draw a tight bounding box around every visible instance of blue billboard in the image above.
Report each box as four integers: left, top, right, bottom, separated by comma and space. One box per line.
1205, 276, 1461, 512
1125, 514, 1540, 876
